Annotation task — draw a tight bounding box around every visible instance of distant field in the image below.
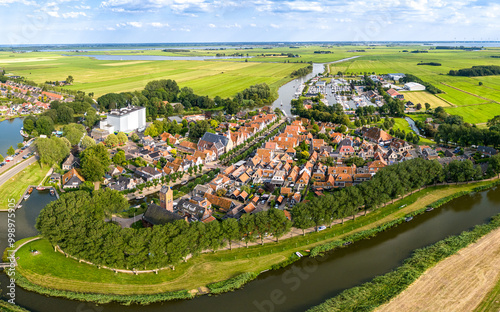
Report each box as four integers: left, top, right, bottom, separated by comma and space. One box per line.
0, 53, 305, 98
444, 103, 500, 124
402, 91, 453, 108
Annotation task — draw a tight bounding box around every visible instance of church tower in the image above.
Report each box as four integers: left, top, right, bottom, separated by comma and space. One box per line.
159, 185, 174, 211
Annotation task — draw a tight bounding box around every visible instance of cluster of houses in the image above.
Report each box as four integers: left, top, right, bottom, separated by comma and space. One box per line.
0, 81, 73, 116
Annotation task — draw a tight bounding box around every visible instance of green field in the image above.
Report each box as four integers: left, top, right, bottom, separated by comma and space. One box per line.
444, 103, 500, 124
475, 276, 500, 312
392, 118, 434, 145
402, 91, 453, 108
0, 53, 306, 98
0, 161, 50, 210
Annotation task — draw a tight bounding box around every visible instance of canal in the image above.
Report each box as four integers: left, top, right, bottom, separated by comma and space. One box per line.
1, 186, 499, 312
0, 117, 24, 156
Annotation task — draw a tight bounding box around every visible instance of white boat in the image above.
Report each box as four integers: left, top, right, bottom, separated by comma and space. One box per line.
24, 194, 30, 200
295, 252, 303, 258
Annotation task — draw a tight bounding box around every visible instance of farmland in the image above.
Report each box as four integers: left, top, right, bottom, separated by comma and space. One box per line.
0, 52, 306, 98
401, 91, 452, 108
376, 227, 500, 312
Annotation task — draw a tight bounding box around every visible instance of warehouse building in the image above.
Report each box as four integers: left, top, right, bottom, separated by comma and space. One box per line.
404, 82, 426, 91
100, 106, 146, 133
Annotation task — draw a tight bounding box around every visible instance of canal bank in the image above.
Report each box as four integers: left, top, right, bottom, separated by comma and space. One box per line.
2, 180, 500, 312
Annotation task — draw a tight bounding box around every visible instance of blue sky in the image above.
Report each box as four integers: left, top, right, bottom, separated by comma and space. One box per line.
0, 0, 499, 44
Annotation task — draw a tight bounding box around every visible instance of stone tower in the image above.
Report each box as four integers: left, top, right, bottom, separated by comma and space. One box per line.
159, 185, 174, 211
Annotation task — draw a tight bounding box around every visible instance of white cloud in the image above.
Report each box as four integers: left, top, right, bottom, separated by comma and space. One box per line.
270, 23, 280, 28
116, 21, 143, 27
149, 22, 169, 27
62, 11, 86, 18
250, 23, 257, 27
208, 23, 216, 28
47, 11, 60, 17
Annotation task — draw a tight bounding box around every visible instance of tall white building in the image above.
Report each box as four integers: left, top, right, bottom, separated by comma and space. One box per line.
101, 106, 146, 133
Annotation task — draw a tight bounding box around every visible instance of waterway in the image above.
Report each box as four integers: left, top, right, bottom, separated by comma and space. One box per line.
65, 55, 254, 61
271, 56, 360, 116
1, 186, 499, 312
0, 118, 24, 156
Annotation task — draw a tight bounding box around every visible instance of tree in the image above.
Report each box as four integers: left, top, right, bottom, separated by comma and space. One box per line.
7, 146, 15, 156
205, 221, 223, 252
116, 132, 128, 145
104, 133, 119, 148
131, 133, 140, 142
23, 117, 36, 134
238, 214, 255, 248
425, 103, 431, 111
35, 137, 70, 166
17, 142, 24, 149
0, 154, 3, 163
292, 205, 313, 235
267, 208, 291, 242
35, 116, 55, 136
81, 143, 111, 182
112, 150, 126, 165
81, 136, 96, 149
63, 123, 86, 146
144, 124, 159, 138
490, 154, 500, 178
416, 103, 422, 110
221, 218, 239, 250
66, 75, 74, 84
56, 105, 74, 124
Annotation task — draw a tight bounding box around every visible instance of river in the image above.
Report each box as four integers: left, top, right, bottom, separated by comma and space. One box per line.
1, 186, 499, 312
0, 118, 24, 157
271, 56, 360, 116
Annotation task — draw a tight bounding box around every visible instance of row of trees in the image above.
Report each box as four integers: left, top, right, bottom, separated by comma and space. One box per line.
36, 189, 291, 270
292, 158, 488, 233
449, 65, 500, 77
292, 100, 350, 125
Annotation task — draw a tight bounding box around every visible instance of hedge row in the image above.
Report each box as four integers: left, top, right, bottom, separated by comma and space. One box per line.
307, 212, 500, 312
206, 272, 258, 295
14, 273, 193, 305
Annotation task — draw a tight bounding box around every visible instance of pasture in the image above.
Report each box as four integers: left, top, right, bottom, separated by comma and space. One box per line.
402, 91, 452, 108
0, 52, 306, 98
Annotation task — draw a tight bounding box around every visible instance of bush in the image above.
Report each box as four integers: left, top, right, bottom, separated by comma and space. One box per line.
207, 272, 258, 295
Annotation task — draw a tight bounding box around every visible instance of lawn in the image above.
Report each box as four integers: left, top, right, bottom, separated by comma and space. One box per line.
388, 118, 435, 145
0, 162, 50, 210
14, 181, 495, 296
402, 91, 453, 108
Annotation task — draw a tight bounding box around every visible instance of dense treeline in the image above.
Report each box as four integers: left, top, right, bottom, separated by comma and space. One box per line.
292, 158, 485, 233
97, 79, 274, 118
290, 65, 313, 78
36, 190, 292, 270
417, 62, 441, 66
307, 208, 500, 312
401, 74, 443, 94
292, 100, 350, 125
449, 65, 500, 77
23, 100, 98, 136
432, 110, 500, 147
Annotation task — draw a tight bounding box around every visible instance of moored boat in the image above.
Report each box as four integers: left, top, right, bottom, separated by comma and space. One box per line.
24, 194, 30, 200
50, 189, 55, 196
36, 186, 45, 191
425, 207, 434, 212
295, 252, 303, 258
405, 216, 413, 222
28, 187, 33, 194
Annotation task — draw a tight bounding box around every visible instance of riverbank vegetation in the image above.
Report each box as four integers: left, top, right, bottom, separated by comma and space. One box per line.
307, 209, 500, 312
0, 300, 30, 312
14, 178, 497, 299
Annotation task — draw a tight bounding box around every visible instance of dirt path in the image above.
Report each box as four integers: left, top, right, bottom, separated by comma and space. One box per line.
376, 228, 500, 312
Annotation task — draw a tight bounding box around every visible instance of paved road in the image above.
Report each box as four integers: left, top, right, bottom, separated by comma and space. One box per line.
0, 155, 38, 188
0, 143, 35, 175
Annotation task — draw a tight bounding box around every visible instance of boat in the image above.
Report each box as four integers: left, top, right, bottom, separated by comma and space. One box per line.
50, 189, 55, 196
36, 186, 45, 191
20, 129, 29, 138
136, 195, 145, 199
24, 194, 30, 200
405, 216, 413, 222
295, 252, 303, 258
27, 187, 33, 194
343, 241, 352, 246
425, 207, 434, 212
181, 180, 188, 185
17, 205, 22, 209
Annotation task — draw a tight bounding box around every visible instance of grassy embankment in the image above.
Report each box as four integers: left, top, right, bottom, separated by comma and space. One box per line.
12, 180, 496, 298
0, 162, 50, 211
474, 277, 500, 312
329, 48, 500, 124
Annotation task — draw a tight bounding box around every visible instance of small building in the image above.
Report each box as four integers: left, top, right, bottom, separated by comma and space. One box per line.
142, 203, 183, 227
404, 82, 426, 91
62, 168, 85, 189
62, 153, 80, 171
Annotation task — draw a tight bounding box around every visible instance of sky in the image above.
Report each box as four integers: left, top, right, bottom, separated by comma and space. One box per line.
0, 0, 499, 45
